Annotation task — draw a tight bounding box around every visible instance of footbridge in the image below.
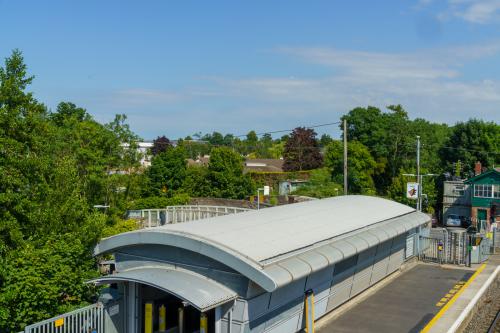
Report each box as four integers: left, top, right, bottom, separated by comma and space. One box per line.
132, 205, 253, 228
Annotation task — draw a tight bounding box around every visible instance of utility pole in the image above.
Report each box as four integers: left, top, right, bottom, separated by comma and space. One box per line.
416, 135, 421, 211
343, 119, 348, 195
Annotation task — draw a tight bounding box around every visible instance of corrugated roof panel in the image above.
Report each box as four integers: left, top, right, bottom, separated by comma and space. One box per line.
357, 233, 379, 247
262, 265, 293, 287
344, 235, 370, 253
367, 228, 390, 242
298, 251, 329, 272
331, 240, 357, 259
314, 244, 344, 264
89, 267, 237, 312
277, 257, 312, 281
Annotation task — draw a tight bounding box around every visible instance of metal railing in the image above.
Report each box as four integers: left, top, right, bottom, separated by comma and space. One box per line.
139, 205, 252, 228
23, 303, 104, 333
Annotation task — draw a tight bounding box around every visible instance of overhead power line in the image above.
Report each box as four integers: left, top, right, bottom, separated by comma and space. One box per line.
234, 121, 342, 138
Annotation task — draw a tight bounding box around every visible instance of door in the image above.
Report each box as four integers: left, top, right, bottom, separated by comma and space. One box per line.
478, 209, 488, 231
478, 209, 487, 221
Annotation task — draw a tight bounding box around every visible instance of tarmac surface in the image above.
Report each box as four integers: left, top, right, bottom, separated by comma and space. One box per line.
317, 264, 472, 333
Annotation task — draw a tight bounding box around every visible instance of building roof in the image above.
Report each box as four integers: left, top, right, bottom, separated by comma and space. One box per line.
95, 195, 429, 292
464, 168, 500, 184
90, 267, 237, 312
244, 158, 284, 172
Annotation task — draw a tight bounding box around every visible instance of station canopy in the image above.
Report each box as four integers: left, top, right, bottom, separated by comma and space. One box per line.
95, 195, 429, 294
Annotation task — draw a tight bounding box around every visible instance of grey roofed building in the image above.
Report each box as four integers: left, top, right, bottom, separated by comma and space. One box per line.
93, 195, 430, 333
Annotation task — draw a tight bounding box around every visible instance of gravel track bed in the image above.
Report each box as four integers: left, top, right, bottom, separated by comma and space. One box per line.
463, 275, 500, 333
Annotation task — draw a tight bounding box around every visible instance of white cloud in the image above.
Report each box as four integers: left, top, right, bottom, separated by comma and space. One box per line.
89, 41, 500, 138
206, 43, 500, 123
452, 0, 500, 23
432, 0, 500, 24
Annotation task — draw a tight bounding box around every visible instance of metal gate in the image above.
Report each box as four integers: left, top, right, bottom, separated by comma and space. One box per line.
23, 303, 104, 333
419, 236, 447, 264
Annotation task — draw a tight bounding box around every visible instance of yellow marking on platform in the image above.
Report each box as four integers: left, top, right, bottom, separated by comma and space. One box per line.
452, 285, 461, 289
449, 289, 457, 294
435, 302, 445, 307
445, 294, 452, 298
457, 281, 465, 285
420, 264, 486, 333
439, 297, 449, 303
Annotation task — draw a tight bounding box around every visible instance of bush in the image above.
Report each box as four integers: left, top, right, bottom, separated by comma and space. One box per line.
128, 194, 190, 210
101, 219, 140, 238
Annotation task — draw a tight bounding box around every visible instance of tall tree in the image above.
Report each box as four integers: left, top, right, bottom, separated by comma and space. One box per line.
207, 147, 254, 199
440, 119, 499, 176
283, 127, 323, 171
145, 146, 188, 197
324, 140, 377, 194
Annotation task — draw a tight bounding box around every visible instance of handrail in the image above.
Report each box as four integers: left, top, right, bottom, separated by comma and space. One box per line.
135, 205, 253, 228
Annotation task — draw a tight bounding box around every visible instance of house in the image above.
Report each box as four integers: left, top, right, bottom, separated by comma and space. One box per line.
464, 163, 500, 230
243, 158, 284, 173
442, 180, 471, 222
121, 141, 154, 167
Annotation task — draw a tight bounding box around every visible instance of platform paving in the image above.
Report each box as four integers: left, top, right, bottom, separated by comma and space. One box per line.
424, 254, 500, 333
317, 264, 472, 333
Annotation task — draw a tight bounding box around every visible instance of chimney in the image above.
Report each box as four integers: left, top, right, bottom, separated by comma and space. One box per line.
474, 161, 482, 176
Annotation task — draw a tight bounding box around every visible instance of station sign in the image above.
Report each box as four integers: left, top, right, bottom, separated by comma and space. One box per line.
406, 182, 419, 200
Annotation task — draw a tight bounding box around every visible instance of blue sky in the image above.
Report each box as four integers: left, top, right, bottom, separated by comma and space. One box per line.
0, 0, 499, 139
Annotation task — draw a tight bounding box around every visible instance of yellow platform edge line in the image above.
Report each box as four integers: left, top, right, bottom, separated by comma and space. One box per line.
420, 263, 486, 333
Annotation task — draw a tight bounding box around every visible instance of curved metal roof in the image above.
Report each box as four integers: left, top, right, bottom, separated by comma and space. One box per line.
95, 195, 429, 292
90, 267, 237, 311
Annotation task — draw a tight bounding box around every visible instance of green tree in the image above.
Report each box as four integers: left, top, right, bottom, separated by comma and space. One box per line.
207, 147, 254, 199
324, 140, 376, 194
440, 119, 499, 175
145, 146, 188, 196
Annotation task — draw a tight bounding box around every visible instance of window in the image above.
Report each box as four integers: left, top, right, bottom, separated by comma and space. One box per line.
494, 184, 500, 199
474, 184, 493, 198
452, 185, 465, 196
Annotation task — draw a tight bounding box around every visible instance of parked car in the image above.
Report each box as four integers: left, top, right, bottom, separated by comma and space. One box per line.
445, 214, 462, 227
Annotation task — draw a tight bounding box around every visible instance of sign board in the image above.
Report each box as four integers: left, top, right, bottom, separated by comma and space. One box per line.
406, 182, 419, 200
263, 186, 270, 196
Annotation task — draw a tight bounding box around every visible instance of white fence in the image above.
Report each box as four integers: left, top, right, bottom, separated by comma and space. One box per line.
139, 205, 252, 228
22, 303, 104, 333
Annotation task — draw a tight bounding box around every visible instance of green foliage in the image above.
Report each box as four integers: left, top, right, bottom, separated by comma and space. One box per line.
101, 219, 139, 238
128, 194, 190, 210
0, 50, 141, 330
206, 147, 255, 199
183, 166, 213, 197
144, 147, 188, 197
325, 140, 377, 194
293, 168, 342, 198
440, 119, 500, 175
0, 228, 104, 331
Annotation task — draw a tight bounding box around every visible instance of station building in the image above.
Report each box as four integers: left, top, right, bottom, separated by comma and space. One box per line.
93, 195, 430, 333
